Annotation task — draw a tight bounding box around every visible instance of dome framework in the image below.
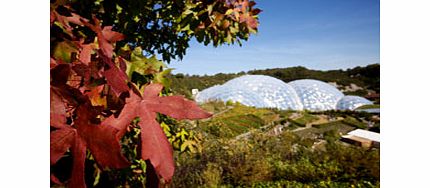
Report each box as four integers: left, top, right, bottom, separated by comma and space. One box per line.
195, 75, 372, 111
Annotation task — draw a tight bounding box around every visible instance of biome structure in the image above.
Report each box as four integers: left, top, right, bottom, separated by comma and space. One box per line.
195, 75, 372, 111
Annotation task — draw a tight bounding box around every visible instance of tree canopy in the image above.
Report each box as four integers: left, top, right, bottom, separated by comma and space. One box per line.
51, 0, 261, 62
50, 0, 261, 187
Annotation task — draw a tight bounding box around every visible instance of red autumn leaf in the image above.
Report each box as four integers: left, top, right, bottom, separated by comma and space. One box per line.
50, 125, 85, 187
118, 57, 127, 73
84, 85, 107, 107
50, 87, 68, 128
102, 26, 125, 43
50, 58, 58, 68
79, 44, 94, 65
105, 83, 212, 183
50, 127, 76, 165
53, 11, 87, 34
72, 63, 91, 84
51, 102, 130, 188
51, 63, 71, 86
83, 17, 124, 59
74, 103, 130, 169
50, 10, 56, 25
251, 8, 262, 15
68, 136, 86, 188
103, 60, 130, 96
66, 13, 87, 26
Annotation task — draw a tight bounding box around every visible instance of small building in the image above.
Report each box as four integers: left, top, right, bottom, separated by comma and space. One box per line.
191, 89, 199, 98
341, 129, 380, 148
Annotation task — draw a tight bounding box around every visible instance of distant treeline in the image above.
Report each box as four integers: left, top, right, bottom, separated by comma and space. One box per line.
169, 64, 380, 98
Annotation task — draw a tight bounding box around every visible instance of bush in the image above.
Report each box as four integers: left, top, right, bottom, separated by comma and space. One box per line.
172, 130, 379, 187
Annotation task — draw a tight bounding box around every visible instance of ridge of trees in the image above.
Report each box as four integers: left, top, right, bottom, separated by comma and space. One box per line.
170, 64, 380, 98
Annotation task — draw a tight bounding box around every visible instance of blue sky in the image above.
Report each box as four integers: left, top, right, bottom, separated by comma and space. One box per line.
169, 0, 380, 75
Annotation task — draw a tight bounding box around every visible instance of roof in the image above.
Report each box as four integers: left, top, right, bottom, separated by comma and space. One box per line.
347, 129, 380, 142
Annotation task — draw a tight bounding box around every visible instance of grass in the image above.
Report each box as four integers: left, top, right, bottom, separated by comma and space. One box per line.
291, 112, 319, 126
199, 103, 278, 137
356, 104, 380, 110
341, 116, 368, 129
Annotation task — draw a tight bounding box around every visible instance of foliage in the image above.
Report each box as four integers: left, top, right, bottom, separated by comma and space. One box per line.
172, 130, 380, 187
171, 102, 379, 187
198, 102, 278, 138
50, 0, 262, 186
52, 0, 261, 63
356, 104, 381, 110
291, 112, 319, 126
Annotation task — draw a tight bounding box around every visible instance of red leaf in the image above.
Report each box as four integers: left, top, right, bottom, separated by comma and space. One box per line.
51, 63, 71, 86
147, 96, 213, 120
65, 13, 87, 26
138, 108, 175, 181
103, 63, 130, 96
75, 103, 130, 169
51, 102, 130, 188
50, 87, 68, 128
50, 10, 56, 25
79, 44, 94, 65
50, 58, 57, 67
106, 83, 212, 183
251, 8, 262, 15
118, 57, 127, 73
79, 17, 114, 59
142, 83, 163, 99
102, 26, 125, 43
50, 128, 76, 165
68, 136, 87, 188
53, 11, 87, 34
50, 174, 63, 185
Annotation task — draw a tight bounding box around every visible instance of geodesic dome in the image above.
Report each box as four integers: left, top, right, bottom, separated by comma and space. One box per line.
195, 75, 372, 111
222, 75, 303, 110
336, 95, 373, 110
288, 79, 345, 111
196, 85, 267, 108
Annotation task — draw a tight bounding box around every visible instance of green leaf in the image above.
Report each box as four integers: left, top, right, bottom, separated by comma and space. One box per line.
160, 122, 172, 137
154, 68, 173, 89
53, 41, 78, 63
126, 48, 166, 78
180, 140, 196, 153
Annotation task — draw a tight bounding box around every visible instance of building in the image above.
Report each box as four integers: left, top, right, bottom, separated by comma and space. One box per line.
195, 75, 373, 111
341, 129, 380, 148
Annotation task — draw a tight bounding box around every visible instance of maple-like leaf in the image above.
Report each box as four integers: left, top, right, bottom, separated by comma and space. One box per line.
102, 26, 126, 43
51, 101, 130, 188
83, 17, 124, 59
104, 83, 212, 183
79, 44, 94, 65
50, 87, 68, 128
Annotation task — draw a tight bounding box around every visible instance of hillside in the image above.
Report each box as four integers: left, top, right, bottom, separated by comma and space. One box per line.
172, 101, 380, 187
169, 64, 380, 98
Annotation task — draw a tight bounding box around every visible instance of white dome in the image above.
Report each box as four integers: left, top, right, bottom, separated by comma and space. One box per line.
195, 75, 370, 111
196, 85, 267, 108
221, 75, 303, 110
288, 79, 345, 111
336, 95, 373, 110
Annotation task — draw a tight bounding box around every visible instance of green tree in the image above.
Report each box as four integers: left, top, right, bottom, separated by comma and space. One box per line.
51, 0, 261, 63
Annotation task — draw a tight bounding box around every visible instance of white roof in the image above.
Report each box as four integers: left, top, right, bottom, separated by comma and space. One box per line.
347, 129, 380, 142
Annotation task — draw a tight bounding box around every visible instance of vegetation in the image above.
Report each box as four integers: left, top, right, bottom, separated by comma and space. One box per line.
50, 0, 380, 187
356, 104, 381, 110
50, 0, 261, 187
171, 102, 380, 187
